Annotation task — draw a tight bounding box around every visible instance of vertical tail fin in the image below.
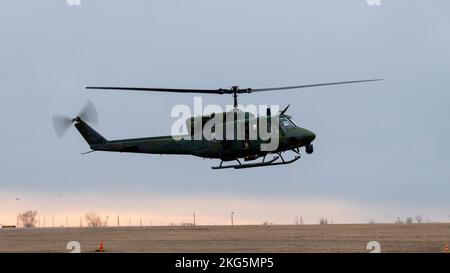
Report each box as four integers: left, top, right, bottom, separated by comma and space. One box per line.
74, 118, 107, 146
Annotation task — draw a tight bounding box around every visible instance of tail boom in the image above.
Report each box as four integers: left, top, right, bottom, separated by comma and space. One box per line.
74, 118, 107, 147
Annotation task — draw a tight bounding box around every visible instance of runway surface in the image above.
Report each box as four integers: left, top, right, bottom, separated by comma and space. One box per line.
0, 224, 448, 253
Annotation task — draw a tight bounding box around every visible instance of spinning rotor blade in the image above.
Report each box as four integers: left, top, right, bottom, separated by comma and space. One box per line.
52, 100, 98, 138
78, 100, 98, 124
52, 115, 73, 138
86, 86, 227, 94
86, 79, 382, 95
247, 79, 383, 92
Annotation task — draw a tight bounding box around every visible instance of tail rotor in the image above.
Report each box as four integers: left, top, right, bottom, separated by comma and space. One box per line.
52, 100, 98, 138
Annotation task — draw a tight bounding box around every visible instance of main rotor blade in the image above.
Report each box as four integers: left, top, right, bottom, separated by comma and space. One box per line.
86, 79, 382, 95
86, 86, 228, 94
248, 79, 383, 93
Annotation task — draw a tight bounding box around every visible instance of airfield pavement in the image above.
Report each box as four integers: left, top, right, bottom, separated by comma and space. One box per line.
0, 224, 449, 253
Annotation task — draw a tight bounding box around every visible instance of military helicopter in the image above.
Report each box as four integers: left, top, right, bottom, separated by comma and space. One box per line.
52, 79, 381, 169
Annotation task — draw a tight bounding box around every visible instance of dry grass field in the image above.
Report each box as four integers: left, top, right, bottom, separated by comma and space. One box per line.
0, 224, 449, 253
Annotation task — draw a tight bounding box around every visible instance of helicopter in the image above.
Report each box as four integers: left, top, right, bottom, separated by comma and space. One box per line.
52, 79, 381, 169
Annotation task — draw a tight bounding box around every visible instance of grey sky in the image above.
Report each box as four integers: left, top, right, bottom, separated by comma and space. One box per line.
1, 1, 449, 221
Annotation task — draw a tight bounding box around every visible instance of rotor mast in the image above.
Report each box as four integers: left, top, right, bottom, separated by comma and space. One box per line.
231, 86, 239, 108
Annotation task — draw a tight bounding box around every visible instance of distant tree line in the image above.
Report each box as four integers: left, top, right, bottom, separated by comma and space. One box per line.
18, 210, 38, 228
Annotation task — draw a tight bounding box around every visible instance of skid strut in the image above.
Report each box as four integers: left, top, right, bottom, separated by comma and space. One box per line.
212, 155, 301, 170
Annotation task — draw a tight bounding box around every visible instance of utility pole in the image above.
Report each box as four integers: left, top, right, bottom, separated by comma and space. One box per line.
231, 212, 234, 226
140, 218, 142, 227
117, 214, 120, 227
193, 212, 196, 226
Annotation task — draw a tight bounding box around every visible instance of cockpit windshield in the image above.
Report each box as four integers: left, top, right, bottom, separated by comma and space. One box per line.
280, 116, 296, 131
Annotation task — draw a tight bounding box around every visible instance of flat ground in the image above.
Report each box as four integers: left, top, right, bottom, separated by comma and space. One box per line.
0, 224, 449, 253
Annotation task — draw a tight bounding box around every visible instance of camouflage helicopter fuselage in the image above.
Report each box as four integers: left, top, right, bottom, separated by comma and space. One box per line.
74, 111, 316, 163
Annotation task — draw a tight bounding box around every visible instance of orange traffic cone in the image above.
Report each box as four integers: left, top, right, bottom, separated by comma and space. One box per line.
95, 241, 105, 252
444, 243, 449, 253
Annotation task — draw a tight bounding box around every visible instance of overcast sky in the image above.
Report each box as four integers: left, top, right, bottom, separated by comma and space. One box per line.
1, 0, 449, 225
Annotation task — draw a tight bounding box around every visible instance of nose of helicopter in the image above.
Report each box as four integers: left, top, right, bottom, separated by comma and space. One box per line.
301, 128, 316, 144
304, 129, 316, 143
286, 127, 316, 146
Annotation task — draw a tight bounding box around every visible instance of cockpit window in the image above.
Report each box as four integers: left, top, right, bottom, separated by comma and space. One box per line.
280, 117, 296, 131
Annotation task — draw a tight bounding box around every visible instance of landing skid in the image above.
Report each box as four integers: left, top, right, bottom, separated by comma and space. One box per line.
211, 155, 301, 170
